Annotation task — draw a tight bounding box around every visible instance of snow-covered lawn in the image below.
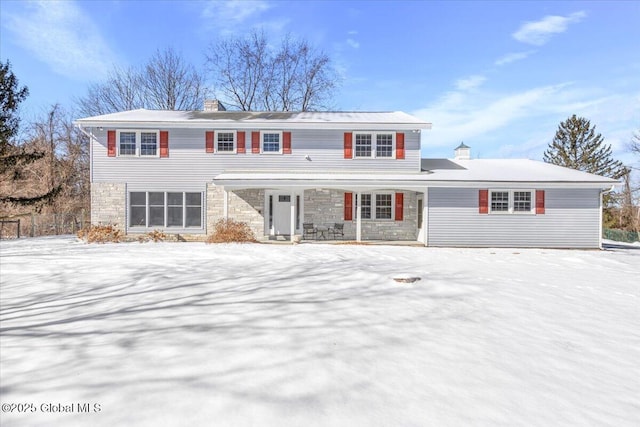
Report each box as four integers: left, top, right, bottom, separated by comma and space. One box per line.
1, 236, 638, 427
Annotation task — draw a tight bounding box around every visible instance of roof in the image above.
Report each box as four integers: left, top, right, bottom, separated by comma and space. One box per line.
214, 159, 618, 189
75, 109, 431, 130
421, 158, 618, 184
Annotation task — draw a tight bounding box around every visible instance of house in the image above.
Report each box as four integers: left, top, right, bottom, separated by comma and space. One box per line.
74, 103, 618, 248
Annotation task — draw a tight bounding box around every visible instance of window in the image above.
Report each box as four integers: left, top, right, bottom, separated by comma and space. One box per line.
355, 193, 394, 220
261, 131, 282, 153
217, 131, 236, 153
129, 192, 202, 228
376, 133, 394, 158
118, 130, 159, 157
353, 132, 395, 158
355, 134, 372, 158
489, 190, 534, 214
119, 132, 137, 156
375, 194, 392, 219
140, 132, 157, 156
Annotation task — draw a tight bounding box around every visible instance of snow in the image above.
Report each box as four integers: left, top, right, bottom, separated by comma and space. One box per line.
1, 236, 639, 427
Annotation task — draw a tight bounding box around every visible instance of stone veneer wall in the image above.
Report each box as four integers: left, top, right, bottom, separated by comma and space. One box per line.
304, 189, 418, 241
91, 182, 126, 232
207, 184, 265, 239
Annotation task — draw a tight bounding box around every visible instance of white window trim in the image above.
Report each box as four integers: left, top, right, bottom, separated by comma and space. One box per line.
489, 189, 535, 215
117, 130, 160, 158
356, 192, 395, 220
352, 131, 396, 159
260, 130, 283, 154
215, 130, 237, 154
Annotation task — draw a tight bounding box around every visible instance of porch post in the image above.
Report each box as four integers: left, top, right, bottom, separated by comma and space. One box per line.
290, 192, 296, 242
356, 191, 362, 242
422, 189, 428, 246
223, 189, 229, 219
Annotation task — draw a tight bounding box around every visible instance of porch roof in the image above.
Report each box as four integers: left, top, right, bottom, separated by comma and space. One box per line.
213, 159, 618, 190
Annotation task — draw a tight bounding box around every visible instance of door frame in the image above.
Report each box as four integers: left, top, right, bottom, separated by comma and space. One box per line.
264, 190, 304, 236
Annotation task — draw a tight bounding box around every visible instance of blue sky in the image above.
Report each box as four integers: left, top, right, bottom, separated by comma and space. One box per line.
1, 0, 639, 164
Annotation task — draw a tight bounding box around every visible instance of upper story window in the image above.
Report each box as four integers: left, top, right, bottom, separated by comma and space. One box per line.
117, 130, 159, 157
490, 190, 534, 214
353, 132, 395, 159
217, 131, 236, 153
261, 131, 282, 153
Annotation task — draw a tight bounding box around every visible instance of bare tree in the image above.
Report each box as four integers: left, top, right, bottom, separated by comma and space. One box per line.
205, 30, 339, 111
76, 48, 207, 117
143, 48, 207, 110
630, 130, 640, 157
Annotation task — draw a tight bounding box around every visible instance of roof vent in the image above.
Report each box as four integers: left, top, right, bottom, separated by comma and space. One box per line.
454, 142, 471, 160
204, 99, 226, 112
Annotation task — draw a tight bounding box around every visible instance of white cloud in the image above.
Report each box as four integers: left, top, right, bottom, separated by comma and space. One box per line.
4, 1, 117, 80
346, 39, 360, 49
455, 75, 486, 91
495, 51, 535, 66
513, 11, 586, 46
202, 0, 272, 34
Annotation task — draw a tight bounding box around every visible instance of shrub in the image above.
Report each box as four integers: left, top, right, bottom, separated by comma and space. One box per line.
206, 219, 256, 243
138, 229, 166, 243
77, 224, 123, 244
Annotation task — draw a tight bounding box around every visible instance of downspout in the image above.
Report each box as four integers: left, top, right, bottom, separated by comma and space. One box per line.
599, 185, 616, 249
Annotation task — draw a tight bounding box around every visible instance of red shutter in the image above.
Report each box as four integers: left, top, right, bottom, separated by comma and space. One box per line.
344, 192, 353, 221
107, 130, 116, 157
536, 190, 545, 214
159, 131, 169, 158
395, 193, 404, 221
344, 132, 353, 158
396, 132, 405, 159
205, 131, 215, 153
283, 131, 292, 154
237, 131, 246, 153
252, 131, 260, 153
479, 189, 489, 214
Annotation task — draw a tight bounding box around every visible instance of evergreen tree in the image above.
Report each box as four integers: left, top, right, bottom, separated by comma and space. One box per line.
1, 60, 60, 207
543, 114, 627, 179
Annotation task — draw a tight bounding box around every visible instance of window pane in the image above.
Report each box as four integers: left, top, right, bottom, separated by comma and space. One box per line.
167, 192, 183, 206
376, 134, 393, 157
514, 191, 532, 212
167, 207, 183, 227
186, 207, 201, 227
130, 206, 146, 227
140, 132, 157, 156
491, 191, 509, 212
376, 194, 392, 219
361, 194, 372, 219
217, 132, 235, 152
186, 193, 201, 206
149, 207, 164, 226
149, 192, 164, 206
130, 192, 146, 205
355, 134, 372, 157
263, 133, 280, 152
119, 132, 136, 155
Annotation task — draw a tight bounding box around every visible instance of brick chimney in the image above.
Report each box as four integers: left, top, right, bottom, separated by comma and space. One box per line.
203, 99, 226, 112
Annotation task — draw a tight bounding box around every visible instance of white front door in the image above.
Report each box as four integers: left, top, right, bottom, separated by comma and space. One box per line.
273, 194, 291, 235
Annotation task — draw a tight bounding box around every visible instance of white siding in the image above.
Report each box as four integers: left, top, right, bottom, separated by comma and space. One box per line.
427, 187, 601, 248
91, 128, 421, 185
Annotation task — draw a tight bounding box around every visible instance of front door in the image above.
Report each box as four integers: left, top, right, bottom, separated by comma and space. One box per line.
273, 194, 291, 235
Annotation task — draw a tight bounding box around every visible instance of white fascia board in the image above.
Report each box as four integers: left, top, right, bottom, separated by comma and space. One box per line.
73, 120, 430, 131
417, 180, 620, 189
